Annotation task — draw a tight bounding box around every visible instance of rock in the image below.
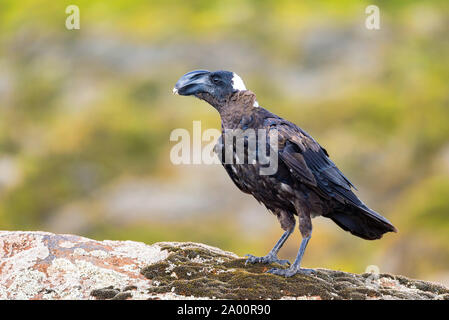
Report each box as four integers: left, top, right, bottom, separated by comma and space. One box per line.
1, 231, 448, 300
0, 231, 167, 300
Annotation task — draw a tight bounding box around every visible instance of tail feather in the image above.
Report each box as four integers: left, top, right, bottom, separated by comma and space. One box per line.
328, 205, 397, 240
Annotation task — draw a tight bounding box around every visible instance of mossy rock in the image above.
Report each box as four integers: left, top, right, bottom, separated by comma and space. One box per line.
136, 242, 449, 300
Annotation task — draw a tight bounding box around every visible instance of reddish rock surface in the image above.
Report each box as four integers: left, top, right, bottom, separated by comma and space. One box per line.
1, 231, 448, 300
0, 231, 169, 299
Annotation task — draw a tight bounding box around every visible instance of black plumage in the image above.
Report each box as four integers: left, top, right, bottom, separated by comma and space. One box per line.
174, 70, 397, 277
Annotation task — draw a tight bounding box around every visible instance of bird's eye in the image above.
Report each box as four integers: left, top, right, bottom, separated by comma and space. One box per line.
212, 77, 221, 84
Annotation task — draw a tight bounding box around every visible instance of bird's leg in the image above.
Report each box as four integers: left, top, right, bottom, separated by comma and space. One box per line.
267, 235, 314, 277
267, 206, 315, 277
245, 228, 293, 266
246, 210, 295, 266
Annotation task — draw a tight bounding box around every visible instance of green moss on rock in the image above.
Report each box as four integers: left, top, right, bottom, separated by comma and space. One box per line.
137, 245, 449, 300
138, 242, 449, 300
89, 242, 448, 300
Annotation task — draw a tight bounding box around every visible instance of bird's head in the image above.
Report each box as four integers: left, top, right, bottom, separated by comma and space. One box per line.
173, 70, 248, 108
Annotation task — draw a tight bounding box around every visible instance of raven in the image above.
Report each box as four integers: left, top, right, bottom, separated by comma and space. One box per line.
173, 70, 397, 277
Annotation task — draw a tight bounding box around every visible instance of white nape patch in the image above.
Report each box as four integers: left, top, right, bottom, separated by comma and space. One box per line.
232, 73, 247, 91
253, 100, 259, 108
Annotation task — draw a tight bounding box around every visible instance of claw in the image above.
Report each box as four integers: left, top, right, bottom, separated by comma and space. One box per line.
277, 259, 291, 266
244, 254, 252, 266
266, 267, 315, 277
245, 253, 291, 266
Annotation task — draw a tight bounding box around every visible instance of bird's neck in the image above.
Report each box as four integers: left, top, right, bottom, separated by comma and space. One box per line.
217, 91, 259, 129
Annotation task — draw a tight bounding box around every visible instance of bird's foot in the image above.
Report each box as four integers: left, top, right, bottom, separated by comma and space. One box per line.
266, 266, 315, 277
245, 253, 290, 266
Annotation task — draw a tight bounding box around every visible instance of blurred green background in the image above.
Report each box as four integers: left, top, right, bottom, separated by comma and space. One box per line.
0, 0, 448, 285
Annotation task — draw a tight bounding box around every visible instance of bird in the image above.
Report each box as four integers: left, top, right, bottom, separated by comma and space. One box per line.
173, 69, 397, 277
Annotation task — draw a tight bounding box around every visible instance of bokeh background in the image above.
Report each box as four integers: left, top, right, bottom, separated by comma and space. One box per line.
0, 0, 448, 285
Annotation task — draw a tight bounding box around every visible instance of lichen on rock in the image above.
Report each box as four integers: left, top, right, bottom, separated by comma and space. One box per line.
0, 231, 448, 300
140, 242, 449, 300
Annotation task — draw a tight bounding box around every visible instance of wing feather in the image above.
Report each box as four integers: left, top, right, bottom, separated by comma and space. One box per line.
273, 120, 364, 208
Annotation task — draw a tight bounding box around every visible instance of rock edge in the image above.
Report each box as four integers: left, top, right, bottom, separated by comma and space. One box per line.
1, 231, 448, 300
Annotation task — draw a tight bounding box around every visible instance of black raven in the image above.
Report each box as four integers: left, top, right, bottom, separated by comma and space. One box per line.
173, 70, 397, 277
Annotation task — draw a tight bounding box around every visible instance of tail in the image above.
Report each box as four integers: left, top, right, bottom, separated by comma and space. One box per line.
328, 204, 397, 240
